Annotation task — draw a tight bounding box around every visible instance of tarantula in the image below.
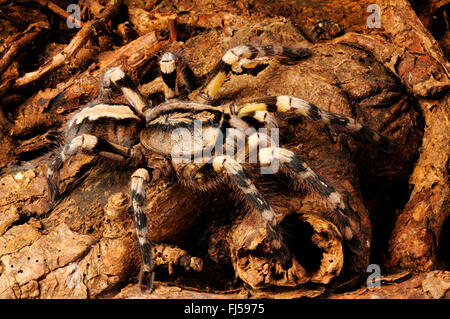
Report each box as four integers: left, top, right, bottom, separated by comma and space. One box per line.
46, 44, 389, 292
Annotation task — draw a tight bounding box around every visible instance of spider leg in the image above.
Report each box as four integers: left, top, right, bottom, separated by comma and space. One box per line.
226, 127, 360, 242
231, 109, 278, 129
159, 52, 178, 99
224, 118, 362, 254
46, 134, 132, 202
210, 155, 292, 269
236, 95, 392, 148
249, 111, 278, 128
198, 45, 311, 102
130, 168, 155, 293
102, 67, 150, 115
257, 146, 363, 255
159, 52, 199, 100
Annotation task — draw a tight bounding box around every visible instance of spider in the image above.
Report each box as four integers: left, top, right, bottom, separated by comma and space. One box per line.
46, 44, 390, 293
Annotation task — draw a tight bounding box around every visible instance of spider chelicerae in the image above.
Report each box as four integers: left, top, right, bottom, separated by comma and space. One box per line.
46, 44, 390, 292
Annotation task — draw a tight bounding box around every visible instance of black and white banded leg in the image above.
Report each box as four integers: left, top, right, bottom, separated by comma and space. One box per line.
130, 168, 155, 292
102, 67, 151, 116
46, 134, 131, 202
198, 45, 311, 102
257, 146, 362, 253
159, 52, 199, 100
237, 95, 392, 148
210, 155, 292, 268
229, 105, 278, 129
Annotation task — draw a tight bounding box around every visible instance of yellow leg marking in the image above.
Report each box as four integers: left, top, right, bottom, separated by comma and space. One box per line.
237, 103, 269, 117
204, 71, 227, 99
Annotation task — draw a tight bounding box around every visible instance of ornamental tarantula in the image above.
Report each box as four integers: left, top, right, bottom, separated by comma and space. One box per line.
46, 44, 390, 292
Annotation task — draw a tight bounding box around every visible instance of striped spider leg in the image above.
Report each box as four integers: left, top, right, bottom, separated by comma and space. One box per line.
159, 44, 312, 104
231, 128, 362, 255
236, 95, 393, 148
159, 52, 200, 100
46, 134, 156, 291
130, 168, 155, 292
46, 69, 158, 292
46, 68, 149, 201
101, 67, 152, 116
172, 155, 293, 269
198, 45, 311, 102
229, 95, 395, 254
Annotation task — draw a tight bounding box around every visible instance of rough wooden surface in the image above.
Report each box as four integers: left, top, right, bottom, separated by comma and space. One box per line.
114, 270, 450, 299
0, 0, 448, 299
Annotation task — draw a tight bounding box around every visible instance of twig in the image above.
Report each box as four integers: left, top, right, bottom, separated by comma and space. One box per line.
0, 22, 49, 127
167, 18, 178, 42
33, 0, 84, 27
14, 0, 123, 88
0, 22, 49, 75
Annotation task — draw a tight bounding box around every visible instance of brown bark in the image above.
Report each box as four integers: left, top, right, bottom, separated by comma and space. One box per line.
14, 0, 122, 88
0, 22, 49, 126
0, 0, 448, 299
332, 0, 449, 271
379, 0, 449, 271
33, 0, 84, 28
0, 22, 49, 77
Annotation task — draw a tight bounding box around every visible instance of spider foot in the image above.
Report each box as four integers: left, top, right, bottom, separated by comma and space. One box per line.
138, 267, 155, 293
267, 227, 293, 270
334, 206, 365, 257
276, 46, 312, 64
46, 178, 61, 204
274, 247, 293, 271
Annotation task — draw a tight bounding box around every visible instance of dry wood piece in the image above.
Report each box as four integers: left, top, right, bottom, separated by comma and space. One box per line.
33, 0, 84, 27
378, 0, 449, 271
1, 0, 448, 299
0, 22, 49, 75
153, 243, 203, 274
14, 0, 123, 88
0, 22, 49, 126
335, 0, 449, 271
0, 108, 10, 128
230, 210, 344, 289
127, 9, 237, 36
167, 18, 178, 42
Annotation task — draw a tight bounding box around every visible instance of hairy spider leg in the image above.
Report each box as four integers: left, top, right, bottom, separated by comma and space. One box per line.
46, 134, 132, 201
257, 147, 360, 243
246, 110, 278, 128
102, 67, 151, 115
130, 168, 155, 292
198, 45, 311, 102
159, 52, 178, 99
236, 95, 392, 148
159, 52, 199, 100
225, 128, 361, 254
210, 155, 293, 269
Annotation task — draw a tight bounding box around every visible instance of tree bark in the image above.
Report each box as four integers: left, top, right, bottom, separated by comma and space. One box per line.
378, 0, 449, 271
0, 0, 448, 298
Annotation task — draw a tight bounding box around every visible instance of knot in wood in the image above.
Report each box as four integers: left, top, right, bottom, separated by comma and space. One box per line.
104, 192, 130, 220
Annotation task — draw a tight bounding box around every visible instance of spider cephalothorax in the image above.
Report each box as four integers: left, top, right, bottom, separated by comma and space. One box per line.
46, 44, 390, 292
